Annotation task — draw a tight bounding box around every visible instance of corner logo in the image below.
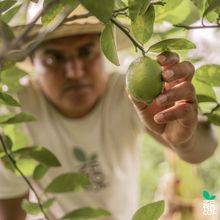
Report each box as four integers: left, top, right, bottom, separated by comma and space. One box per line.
202, 190, 217, 216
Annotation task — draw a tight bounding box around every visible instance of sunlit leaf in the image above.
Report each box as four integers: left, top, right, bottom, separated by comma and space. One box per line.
190, 0, 205, 11
1, 4, 22, 23
12, 146, 61, 167
101, 22, 119, 66
62, 207, 111, 219
207, 107, 220, 126
195, 64, 220, 87
80, 0, 114, 23
131, 5, 155, 44
22, 198, 54, 215
203, 0, 220, 19
0, 0, 16, 13
114, 0, 127, 10
0, 92, 20, 107
42, 0, 79, 26
132, 200, 165, 220
148, 38, 196, 53
0, 112, 35, 124
33, 163, 48, 180
45, 172, 91, 193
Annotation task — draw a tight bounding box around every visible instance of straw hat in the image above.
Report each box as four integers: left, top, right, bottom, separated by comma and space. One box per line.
13, 4, 131, 71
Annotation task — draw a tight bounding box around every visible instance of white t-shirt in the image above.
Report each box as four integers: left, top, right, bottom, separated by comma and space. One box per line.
0, 72, 144, 220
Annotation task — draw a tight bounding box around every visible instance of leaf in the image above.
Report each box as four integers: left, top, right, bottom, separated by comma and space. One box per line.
100, 22, 120, 66
0, 92, 20, 107
190, 0, 205, 11
195, 64, 220, 87
1, 66, 28, 92
73, 147, 87, 162
0, 135, 13, 153
0, 112, 36, 124
0, 60, 15, 72
148, 38, 196, 53
128, 0, 150, 21
33, 163, 49, 180
62, 207, 111, 219
207, 107, 220, 126
132, 200, 165, 220
13, 146, 61, 167
22, 198, 54, 215
1, 4, 22, 23
114, 0, 127, 10
131, 5, 155, 45
42, 0, 79, 26
203, 190, 211, 200
0, 19, 15, 47
0, 0, 16, 13
192, 77, 217, 103
80, 0, 114, 23
45, 172, 91, 193
203, 0, 220, 19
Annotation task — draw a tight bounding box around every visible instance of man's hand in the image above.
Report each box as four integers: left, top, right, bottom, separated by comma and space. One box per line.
130, 51, 197, 147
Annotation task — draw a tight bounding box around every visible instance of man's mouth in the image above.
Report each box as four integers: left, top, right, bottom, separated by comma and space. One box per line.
63, 84, 92, 93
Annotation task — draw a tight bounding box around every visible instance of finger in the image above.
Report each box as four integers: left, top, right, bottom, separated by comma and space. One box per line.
156, 51, 180, 67
162, 61, 195, 82
154, 102, 197, 125
156, 81, 196, 106
128, 94, 148, 111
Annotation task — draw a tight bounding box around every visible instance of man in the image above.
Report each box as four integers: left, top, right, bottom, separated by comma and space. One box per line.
0, 10, 218, 220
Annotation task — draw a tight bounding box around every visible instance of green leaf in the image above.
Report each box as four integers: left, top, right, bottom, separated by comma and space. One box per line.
33, 163, 49, 180
62, 207, 111, 219
80, 0, 114, 23
203, 0, 220, 19
192, 77, 217, 103
128, 0, 150, 21
190, 0, 205, 11
45, 172, 91, 193
148, 38, 196, 53
0, 92, 20, 107
1, 4, 22, 23
0, 112, 35, 124
203, 190, 211, 200
0, 19, 15, 47
13, 146, 61, 167
1, 66, 28, 92
0, 135, 12, 153
115, 0, 127, 10
195, 64, 220, 87
73, 147, 87, 162
42, 0, 79, 26
131, 5, 155, 45
132, 200, 165, 220
0, 60, 15, 71
100, 22, 119, 66
0, 0, 16, 13
22, 198, 54, 215
207, 107, 220, 126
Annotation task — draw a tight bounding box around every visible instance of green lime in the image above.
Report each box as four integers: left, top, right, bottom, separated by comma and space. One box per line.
126, 56, 163, 105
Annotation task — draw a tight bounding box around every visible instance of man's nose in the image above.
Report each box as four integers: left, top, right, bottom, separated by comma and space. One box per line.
65, 57, 84, 79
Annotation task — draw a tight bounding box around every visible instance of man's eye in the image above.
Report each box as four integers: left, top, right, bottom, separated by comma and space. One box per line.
78, 46, 93, 58
45, 53, 65, 65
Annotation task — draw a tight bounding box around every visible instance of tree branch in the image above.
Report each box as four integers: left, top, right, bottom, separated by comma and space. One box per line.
110, 17, 146, 55
173, 24, 220, 30
0, 133, 50, 220
64, 12, 92, 22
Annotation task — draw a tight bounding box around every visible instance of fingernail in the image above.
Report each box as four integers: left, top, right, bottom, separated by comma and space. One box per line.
157, 55, 166, 64
163, 69, 174, 80
154, 113, 164, 123
156, 94, 167, 105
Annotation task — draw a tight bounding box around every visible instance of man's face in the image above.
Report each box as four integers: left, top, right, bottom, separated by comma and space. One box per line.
32, 34, 107, 118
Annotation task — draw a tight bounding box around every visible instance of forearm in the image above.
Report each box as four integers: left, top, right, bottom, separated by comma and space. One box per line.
170, 118, 218, 164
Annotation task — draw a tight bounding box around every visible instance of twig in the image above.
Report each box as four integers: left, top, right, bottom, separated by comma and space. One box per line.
151, 1, 166, 6
173, 24, 220, 30
0, 133, 50, 220
64, 12, 92, 22
110, 17, 146, 55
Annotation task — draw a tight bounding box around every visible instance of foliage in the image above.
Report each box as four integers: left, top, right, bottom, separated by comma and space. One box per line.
0, 0, 220, 219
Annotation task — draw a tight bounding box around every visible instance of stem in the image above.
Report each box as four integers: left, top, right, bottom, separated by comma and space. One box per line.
110, 17, 146, 55
0, 133, 50, 220
173, 24, 220, 30
64, 12, 92, 22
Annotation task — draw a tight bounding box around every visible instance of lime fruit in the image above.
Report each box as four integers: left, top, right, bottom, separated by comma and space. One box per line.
126, 56, 163, 105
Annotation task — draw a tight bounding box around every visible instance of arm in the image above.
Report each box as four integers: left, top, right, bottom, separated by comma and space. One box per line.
0, 193, 28, 220
130, 52, 218, 163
